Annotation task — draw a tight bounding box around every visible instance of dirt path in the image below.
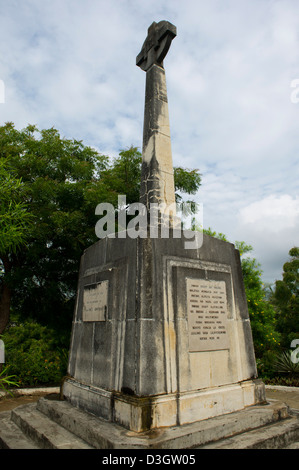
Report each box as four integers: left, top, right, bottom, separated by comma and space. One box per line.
0, 393, 52, 412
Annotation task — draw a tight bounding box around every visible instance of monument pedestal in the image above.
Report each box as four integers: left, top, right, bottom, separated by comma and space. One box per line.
63, 231, 266, 433
63, 377, 265, 433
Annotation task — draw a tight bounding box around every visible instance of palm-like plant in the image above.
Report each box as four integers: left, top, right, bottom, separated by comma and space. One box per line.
0, 365, 19, 396
271, 350, 299, 375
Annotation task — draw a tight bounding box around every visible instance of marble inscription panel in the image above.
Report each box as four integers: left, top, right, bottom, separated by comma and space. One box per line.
82, 280, 108, 322
187, 278, 229, 352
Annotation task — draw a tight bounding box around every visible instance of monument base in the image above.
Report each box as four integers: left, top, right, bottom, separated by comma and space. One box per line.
9, 395, 293, 449
64, 231, 265, 432
1, 394, 299, 449
64, 377, 266, 432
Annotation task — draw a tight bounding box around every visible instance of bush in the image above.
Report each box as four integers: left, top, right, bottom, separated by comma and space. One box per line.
263, 376, 299, 387
256, 347, 299, 387
1, 321, 69, 387
271, 349, 299, 375
241, 257, 281, 359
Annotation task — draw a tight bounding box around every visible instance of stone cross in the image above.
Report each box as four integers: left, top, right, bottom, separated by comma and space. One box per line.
136, 21, 177, 71
137, 21, 178, 224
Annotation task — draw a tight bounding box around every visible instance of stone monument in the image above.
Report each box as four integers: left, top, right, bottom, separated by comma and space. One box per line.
62, 20, 266, 434
2, 21, 298, 451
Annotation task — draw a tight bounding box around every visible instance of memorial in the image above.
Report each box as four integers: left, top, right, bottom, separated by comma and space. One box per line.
2, 21, 298, 450
62, 20, 266, 433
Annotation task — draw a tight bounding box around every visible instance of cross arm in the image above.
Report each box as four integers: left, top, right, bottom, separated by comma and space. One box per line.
136, 21, 177, 72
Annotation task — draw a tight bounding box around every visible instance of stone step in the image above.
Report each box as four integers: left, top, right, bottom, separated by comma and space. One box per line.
37, 397, 138, 449
199, 416, 299, 449
10, 403, 93, 449
37, 396, 293, 449
2, 397, 298, 449
285, 441, 299, 449
0, 411, 39, 449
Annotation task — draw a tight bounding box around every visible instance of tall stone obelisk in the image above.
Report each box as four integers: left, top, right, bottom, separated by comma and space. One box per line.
137, 21, 177, 219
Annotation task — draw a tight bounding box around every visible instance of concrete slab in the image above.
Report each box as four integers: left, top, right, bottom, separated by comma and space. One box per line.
11, 403, 93, 449
0, 411, 39, 449
199, 416, 299, 449
37, 396, 292, 449
265, 386, 299, 411
1, 395, 298, 449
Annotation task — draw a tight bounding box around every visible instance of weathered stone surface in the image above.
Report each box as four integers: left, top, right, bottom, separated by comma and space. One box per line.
63, 232, 265, 432
199, 416, 299, 449
40, 398, 292, 449
0, 402, 91, 449
2, 398, 298, 449
0, 411, 39, 449
137, 22, 177, 221
139, 65, 176, 213
136, 20, 176, 72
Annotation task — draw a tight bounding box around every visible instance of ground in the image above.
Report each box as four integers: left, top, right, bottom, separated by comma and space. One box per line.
0, 392, 56, 412
265, 388, 299, 410
0, 387, 298, 413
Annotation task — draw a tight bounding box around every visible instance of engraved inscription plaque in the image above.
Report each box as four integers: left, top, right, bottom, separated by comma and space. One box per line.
187, 278, 229, 352
82, 281, 108, 322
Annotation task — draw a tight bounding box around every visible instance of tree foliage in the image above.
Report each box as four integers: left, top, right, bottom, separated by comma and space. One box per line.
1, 321, 68, 387
272, 247, 299, 348
0, 159, 34, 255
0, 122, 108, 334
241, 256, 280, 359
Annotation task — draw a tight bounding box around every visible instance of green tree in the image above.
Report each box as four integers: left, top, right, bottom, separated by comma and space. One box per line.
174, 167, 202, 216
93, 146, 142, 208
0, 160, 34, 254
241, 255, 280, 359
0, 122, 108, 335
202, 227, 228, 242
1, 321, 68, 387
0, 124, 201, 336
0, 158, 34, 334
272, 247, 299, 348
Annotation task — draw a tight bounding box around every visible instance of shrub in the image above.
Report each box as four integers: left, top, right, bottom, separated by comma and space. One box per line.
263, 376, 299, 387
257, 348, 299, 386
271, 349, 299, 376
242, 257, 281, 359
1, 321, 69, 387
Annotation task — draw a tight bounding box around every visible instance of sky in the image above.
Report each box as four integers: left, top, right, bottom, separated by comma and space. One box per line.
0, 0, 298, 285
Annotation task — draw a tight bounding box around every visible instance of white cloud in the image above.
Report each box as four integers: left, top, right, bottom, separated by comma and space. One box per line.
236, 195, 299, 282
239, 195, 299, 230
